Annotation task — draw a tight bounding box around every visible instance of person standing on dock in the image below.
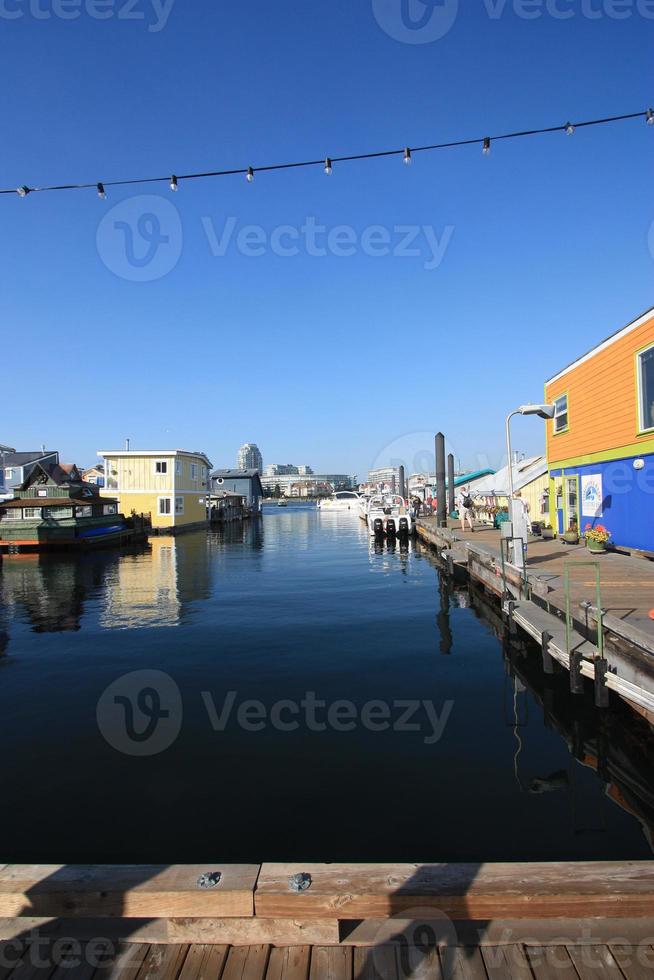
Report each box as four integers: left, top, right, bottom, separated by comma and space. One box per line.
456, 487, 474, 532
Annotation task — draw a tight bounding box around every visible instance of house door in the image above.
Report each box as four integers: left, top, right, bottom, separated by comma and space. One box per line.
554, 478, 564, 534
565, 475, 579, 533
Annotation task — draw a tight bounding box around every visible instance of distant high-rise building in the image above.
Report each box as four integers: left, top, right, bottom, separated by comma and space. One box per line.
237, 443, 263, 472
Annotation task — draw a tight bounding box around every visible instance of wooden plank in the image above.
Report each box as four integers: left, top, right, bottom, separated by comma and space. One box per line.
49, 942, 112, 980
565, 944, 624, 979
481, 944, 533, 980
0, 941, 28, 980
447, 947, 487, 980
95, 943, 151, 980
134, 944, 189, 980
163, 920, 339, 947
176, 945, 229, 980
265, 947, 310, 980
222, 944, 270, 980
255, 863, 654, 920
352, 945, 398, 979
308, 947, 351, 980
0, 866, 259, 919
523, 946, 579, 980
608, 943, 654, 979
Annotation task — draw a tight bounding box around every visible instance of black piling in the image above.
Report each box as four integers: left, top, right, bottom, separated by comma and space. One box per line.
436, 433, 447, 528
399, 465, 406, 501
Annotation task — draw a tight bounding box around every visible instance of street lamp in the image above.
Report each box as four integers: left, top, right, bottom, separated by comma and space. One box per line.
505, 404, 555, 499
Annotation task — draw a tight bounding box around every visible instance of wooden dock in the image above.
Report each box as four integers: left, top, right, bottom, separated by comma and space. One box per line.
0, 863, 654, 977
416, 519, 654, 724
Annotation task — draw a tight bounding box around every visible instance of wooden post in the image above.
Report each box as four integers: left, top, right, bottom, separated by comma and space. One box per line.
398, 465, 406, 501
436, 433, 447, 528
447, 453, 455, 517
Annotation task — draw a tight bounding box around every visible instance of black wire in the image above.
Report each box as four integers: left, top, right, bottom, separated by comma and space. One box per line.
1, 109, 649, 198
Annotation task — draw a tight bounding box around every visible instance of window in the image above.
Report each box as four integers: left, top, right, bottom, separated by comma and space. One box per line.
175, 497, 184, 515
4, 468, 13, 480
155, 460, 168, 475
76, 506, 93, 518
158, 497, 172, 515
638, 344, 654, 432
23, 507, 42, 519
190, 463, 198, 481
44, 507, 73, 519
103, 504, 117, 515
175, 460, 182, 476
2, 509, 22, 521
553, 394, 568, 433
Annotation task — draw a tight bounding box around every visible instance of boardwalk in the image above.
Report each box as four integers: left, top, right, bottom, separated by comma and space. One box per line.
418, 518, 654, 637
2, 937, 654, 979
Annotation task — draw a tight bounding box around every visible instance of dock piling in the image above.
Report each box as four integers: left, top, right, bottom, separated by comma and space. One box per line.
435, 433, 447, 528
447, 453, 455, 517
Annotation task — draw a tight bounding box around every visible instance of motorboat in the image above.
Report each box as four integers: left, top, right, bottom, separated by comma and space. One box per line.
366, 494, 413, 537
316, 491, 361, 512
277, 500, 288, 507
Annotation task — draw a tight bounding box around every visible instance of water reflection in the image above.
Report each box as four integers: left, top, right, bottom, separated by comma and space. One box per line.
470, 587, 654, 853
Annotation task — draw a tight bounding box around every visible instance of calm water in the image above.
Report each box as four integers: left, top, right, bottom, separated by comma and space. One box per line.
1, 504, 653, 862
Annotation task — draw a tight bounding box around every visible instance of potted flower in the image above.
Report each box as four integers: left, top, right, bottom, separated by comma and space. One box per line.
541, 523, 555, 540
585, 523, 611, 553
562, 519, 579, 545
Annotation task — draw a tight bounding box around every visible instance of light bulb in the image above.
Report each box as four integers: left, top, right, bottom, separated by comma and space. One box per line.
482, 137, 491, 155
170, 174, 178, 191
565, 122, 574, 136
97, 182, 106, 199
647, 109, 654, 126
324, 157, 332, 175
403, 147, 412, 165
246, 167, 254, 182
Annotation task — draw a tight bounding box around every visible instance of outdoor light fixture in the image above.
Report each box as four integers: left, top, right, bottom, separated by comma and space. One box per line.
324, 158, 332, 175
404, 147, 412, 165
647, 109, 654, 126
516, 403, 556, 420
634, 458, 645, 470
16, 186, 30, 197
483, 137, 491, 155
97, 183, 106, 200
246, 167, 254, 182
565, 121, 575, 136
170, 174, 178, 191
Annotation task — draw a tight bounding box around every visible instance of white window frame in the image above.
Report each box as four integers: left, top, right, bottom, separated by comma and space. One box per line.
175, 496, 184, 515
190, 463, 198, 481
23, 507, 43, 519
175, 459, 182, 476
2, 509, 22, 521
637, 342, 654, 433
103, 504, 117, 515
553, 394, 568, 434
158, 497, 172, 516
76, 505, 93, 518
4, 468, 13, 480
154, 460, 168, 475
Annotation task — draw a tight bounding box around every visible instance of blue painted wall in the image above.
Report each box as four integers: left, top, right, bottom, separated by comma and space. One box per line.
551, 451, 654, 552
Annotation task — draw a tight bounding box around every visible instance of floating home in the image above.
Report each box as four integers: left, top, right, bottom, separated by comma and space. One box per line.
98, 448, 213, 534
545, 305, 654, 552
211, 469, 263, 515
0, 461, 130, 552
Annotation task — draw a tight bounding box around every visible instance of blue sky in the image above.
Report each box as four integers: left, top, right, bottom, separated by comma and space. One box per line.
2, 0, 653, 479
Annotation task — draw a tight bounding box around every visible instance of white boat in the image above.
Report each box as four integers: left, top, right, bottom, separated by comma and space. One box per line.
366, 494, 413, 537
317, 491, 361, 512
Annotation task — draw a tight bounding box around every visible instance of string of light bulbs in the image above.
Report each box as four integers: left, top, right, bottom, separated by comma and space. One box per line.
4, 107, 653, 200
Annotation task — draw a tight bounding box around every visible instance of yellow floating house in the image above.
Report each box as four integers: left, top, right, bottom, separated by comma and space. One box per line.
98, 448, 213, 534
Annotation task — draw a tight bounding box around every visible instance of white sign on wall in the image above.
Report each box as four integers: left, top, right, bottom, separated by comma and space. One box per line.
581, 474, 603, 518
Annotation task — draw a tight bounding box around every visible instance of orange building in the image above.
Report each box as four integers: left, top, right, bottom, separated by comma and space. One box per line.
544, 306, 654, 550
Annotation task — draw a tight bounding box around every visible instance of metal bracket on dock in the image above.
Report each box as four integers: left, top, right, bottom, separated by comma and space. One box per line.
197, 871, 222, 889
594, 657, 610, 709
570, 649, 585, 695
499, 536, 529, 600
